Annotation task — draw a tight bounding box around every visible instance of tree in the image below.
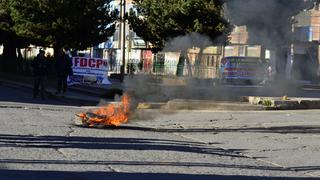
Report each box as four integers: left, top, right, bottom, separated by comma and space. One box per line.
0, 0, 32, 72
128, 0, 230, 77
9, 0, 118, 51
128, 0, 231, 52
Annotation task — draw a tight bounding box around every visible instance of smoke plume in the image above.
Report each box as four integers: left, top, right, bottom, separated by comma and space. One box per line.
163, 32, 213, 52
124, 33, 223, 103
225, 0, 316, 48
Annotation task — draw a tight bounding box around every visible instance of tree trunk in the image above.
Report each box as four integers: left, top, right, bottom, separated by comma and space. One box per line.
17, 48, 24, 73
1, 41, 17, 72
54, 47, 61, 58
185, 50, 193, 78
275, 48, 288, 79
196, 49, 204, 79
177, 50, 193, 77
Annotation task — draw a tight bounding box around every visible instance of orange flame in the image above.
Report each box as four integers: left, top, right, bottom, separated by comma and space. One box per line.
77, 94, 131, 127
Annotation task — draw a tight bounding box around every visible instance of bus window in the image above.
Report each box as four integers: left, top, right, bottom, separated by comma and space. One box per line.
220, 56, 266, 84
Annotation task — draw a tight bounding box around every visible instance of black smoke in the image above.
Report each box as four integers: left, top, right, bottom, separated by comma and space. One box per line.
225, 0, 316, 48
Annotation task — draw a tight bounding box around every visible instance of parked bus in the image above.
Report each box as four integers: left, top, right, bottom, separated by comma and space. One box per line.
220, 56, 266, 84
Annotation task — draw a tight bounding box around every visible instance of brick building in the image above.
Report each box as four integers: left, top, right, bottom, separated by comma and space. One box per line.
224, 5, 320, 81
225, 26, 263, 58
293, 5, 320, 80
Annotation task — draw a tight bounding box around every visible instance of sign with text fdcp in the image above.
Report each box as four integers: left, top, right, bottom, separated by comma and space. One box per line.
68, 57, 111, 85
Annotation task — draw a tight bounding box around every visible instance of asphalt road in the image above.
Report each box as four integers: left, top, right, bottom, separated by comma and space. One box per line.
0, 84, 319, 180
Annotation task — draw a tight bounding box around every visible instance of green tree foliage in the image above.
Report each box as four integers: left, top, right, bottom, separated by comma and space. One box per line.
128, 0, 231, 51
9, 0, 118, 50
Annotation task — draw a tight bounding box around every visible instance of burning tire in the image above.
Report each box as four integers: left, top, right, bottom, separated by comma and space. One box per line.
75, 94, 131, 128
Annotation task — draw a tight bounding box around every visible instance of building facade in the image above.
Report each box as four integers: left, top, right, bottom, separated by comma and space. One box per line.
91, 1, 320, 82
293, 6, 320, 81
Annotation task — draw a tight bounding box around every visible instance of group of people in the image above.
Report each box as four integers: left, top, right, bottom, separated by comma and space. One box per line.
31, 49, 73, 100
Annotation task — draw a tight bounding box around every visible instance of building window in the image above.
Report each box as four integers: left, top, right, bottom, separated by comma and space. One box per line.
224, 46, 234, 57
247, 46, 259, 57
211, 56, 215, 67
207, 56, 210, 66
239, 46, 246, 56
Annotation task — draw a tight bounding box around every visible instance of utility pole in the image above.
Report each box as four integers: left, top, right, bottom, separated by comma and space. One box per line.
287, 16, 296, 80
120, 0, 126, 82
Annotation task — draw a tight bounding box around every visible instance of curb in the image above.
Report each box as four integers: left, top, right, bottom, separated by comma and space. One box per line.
248, 96, 320, 110
4, 79, 320, 111
166, 99, 265, 111
137, 103, 167, 109
137, 100, 265, 111
303, 84, 320, 90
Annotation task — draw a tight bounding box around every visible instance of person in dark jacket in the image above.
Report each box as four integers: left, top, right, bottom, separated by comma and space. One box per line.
55, 49, 72, 94
31, 50, 47, 99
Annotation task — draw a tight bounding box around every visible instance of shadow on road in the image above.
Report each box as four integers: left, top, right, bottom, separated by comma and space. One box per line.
0, 169, 318, 180
0, 134, 244, 158
0, 158, 318, 172
116, 125, 320, 134
0, 134, 319, 178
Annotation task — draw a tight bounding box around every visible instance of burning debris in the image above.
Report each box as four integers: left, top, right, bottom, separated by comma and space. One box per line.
75, 94, 131, 128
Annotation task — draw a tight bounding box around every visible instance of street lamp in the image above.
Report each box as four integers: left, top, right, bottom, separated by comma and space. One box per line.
120, 0, 126, 82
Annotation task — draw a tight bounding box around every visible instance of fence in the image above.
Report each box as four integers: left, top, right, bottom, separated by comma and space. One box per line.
108, 60, 220, 80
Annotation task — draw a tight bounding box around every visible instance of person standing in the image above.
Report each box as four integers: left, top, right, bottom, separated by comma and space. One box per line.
55, 49, 73, 95
31, 50, 47, 100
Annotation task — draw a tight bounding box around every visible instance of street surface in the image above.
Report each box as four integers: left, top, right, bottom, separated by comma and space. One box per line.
0, 84, 319, 179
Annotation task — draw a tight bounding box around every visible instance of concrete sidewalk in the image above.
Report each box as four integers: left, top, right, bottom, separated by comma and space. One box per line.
3, 73, 320, 111
248, 96, 320, 110
0, 76, 264, 111
0, 78, 101, 105
0, 73, 113, 105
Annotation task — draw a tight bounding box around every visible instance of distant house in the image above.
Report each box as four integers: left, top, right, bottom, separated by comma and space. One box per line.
293, 6, 320, 80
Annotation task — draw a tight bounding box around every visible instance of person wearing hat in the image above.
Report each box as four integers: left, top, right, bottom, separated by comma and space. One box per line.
31, 50, 47, 100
